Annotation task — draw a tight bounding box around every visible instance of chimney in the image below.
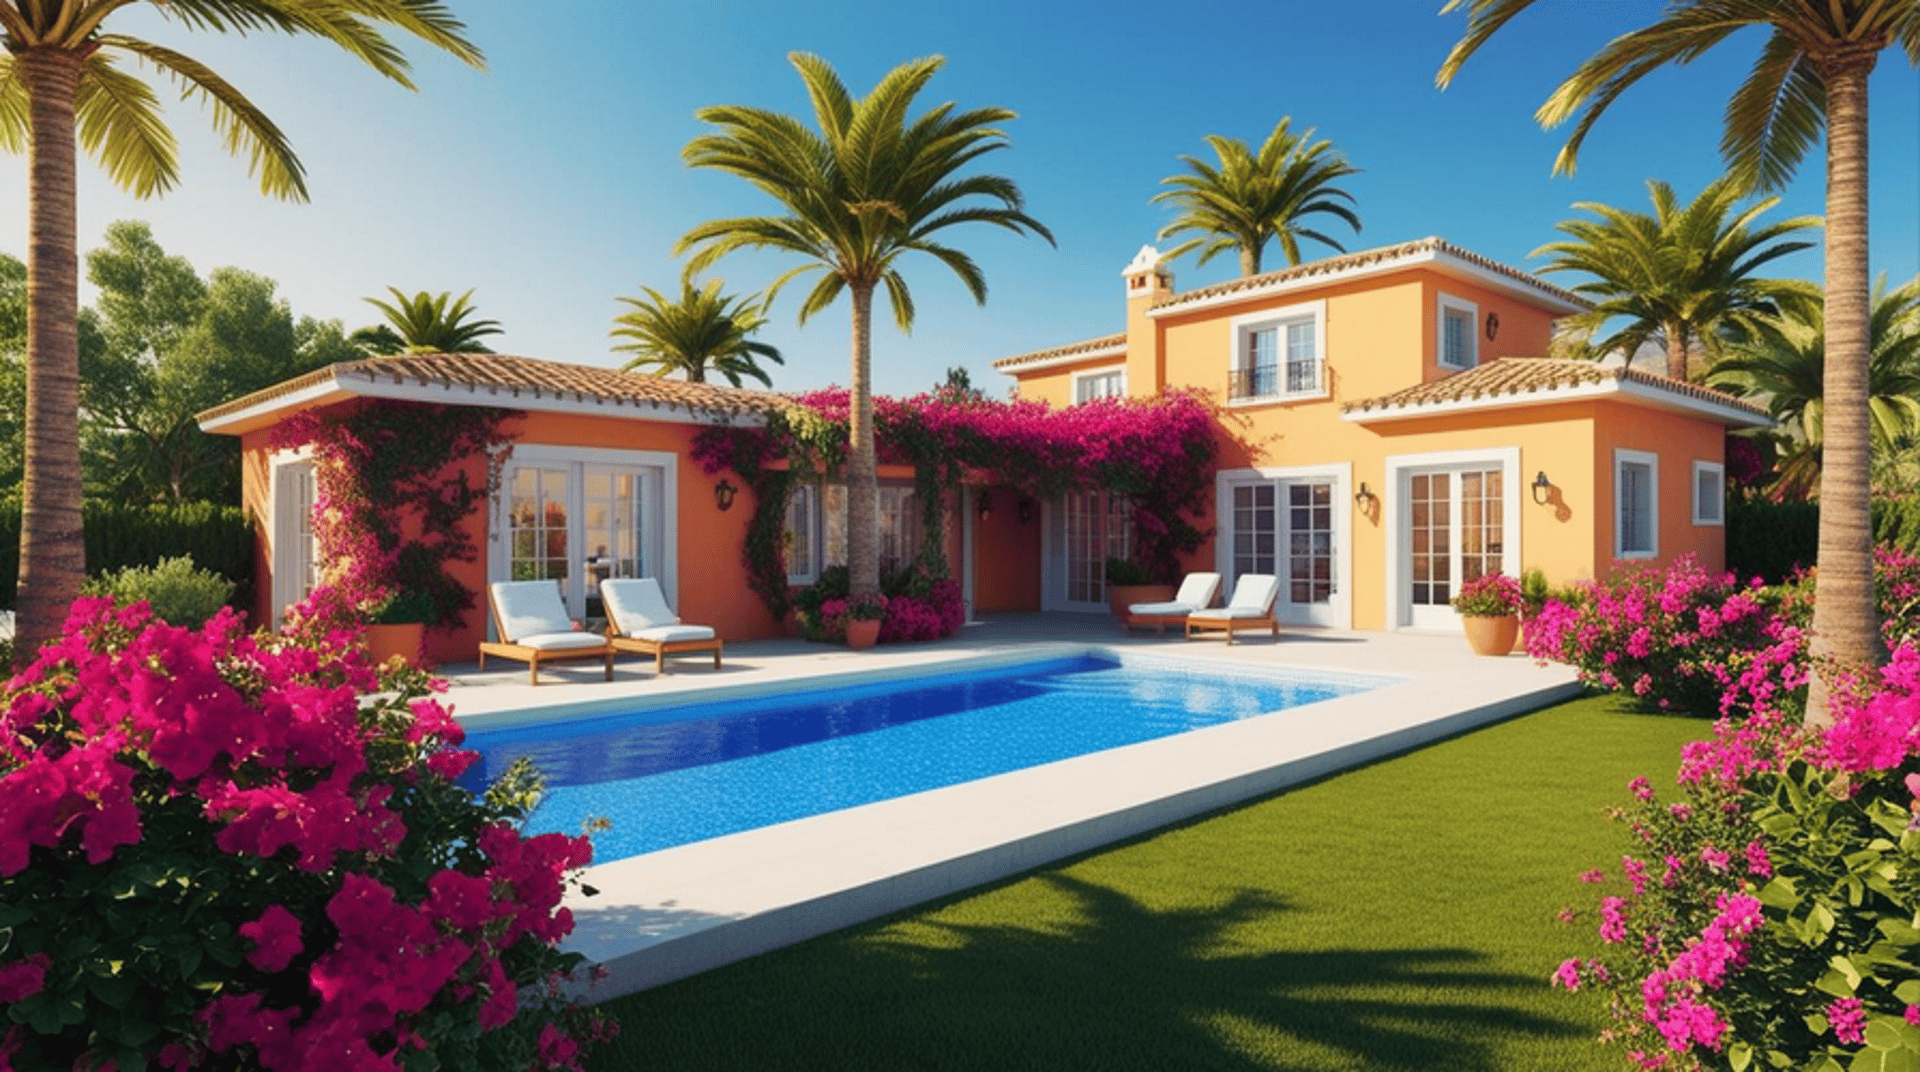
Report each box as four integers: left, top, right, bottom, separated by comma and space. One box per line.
1122, 244, 1172, 395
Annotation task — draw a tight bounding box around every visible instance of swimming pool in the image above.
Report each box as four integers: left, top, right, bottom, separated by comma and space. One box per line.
459, 652, 1389, 862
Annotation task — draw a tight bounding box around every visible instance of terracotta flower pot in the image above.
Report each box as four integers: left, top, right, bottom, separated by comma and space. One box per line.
365, 622, 427, 667
1462, 614, 1520, 657
1108, 583, 1176, 622
845, 619, 881, 651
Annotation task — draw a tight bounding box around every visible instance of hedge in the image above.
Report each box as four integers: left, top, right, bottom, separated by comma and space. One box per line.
0, 499, 254, 612
1727, 496, 1920, 584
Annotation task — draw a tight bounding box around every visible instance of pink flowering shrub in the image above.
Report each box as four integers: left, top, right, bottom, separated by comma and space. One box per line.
1772, 545, 1920, 649
0, 596, 612, 1071
1524, 555, 1783, 714
1557, 642, 1920, 1070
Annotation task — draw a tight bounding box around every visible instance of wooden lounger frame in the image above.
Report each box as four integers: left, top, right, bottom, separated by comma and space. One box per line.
1184, 613, 1280, 645
477, 597, 615, 686
606, 631, 723, 674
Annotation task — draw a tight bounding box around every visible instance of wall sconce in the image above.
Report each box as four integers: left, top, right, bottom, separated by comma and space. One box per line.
1353, 481, 1378, 510
1018, 499, 1034, 525
714, 478, 737, 512
977, 491, 992, 521
1531, 470, 1552, 506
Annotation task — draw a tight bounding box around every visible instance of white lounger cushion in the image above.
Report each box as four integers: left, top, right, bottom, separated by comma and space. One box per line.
516, 631, 610, 652
601, 578, 690, 635
1128, 572, 1222, 617
1189, 574, 1279, 621
631, 623, 717, 643
489, 580, 574, 642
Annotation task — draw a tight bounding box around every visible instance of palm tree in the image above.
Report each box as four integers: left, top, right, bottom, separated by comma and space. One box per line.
678, 53, 1053, 599
361, 288, 502, 354
0, 3, 483, 658
1438, 0, 1920, 722
1152, 117, 1362, 277
1533, 178, 1820, 381
1707, 277, 1920, 498
611, 278, 785, 388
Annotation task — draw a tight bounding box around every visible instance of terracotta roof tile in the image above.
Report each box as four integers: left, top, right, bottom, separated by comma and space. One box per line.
198, 352, 784, 427
990, 332, 1127, 372
1149, 237, 1590, 316
1341, 357, 1771, 420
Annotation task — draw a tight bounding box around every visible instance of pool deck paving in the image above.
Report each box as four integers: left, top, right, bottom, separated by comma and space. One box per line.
436, 613, 1580, 1004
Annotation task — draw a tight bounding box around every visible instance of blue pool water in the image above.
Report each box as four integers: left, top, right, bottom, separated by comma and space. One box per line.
459, 653, 1387, 862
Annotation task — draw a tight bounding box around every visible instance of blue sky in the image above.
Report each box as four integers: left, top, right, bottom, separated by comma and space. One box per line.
3, 0, 1916, 399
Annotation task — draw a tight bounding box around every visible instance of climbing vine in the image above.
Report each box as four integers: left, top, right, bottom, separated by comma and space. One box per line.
693, 386, 1221, 620
269, 400, 519, 632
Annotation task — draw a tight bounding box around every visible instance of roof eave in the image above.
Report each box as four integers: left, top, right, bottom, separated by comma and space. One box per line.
198, 368, 769, 437
1340, 379, 1774, 429
991, 344, 1128, 375
1148, 246, 1589, 321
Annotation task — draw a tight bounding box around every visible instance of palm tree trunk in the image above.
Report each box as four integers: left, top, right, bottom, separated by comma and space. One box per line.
14, 47, 88, 661
1664, 321, 1691, 381
1239, 245, 1260, 278
846, 284, 879, 598
1805, 48, 1885, 726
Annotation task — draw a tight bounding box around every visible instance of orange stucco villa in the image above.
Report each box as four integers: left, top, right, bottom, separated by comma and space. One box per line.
199, 236, 1771, 661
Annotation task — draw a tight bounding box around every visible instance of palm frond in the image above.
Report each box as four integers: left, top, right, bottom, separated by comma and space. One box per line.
0, 56, 27, 153
102, 35, 308, 200
72, 54, 181, 198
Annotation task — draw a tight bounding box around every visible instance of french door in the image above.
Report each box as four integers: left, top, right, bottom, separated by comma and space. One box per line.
1047, 490, 1131, 611
495, 449, 667, 622
1404, 466, 1504, 630
1225, 476, 1343, 627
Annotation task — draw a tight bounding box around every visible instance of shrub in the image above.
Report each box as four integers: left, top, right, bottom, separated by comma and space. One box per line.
82, 554, 236, 630
0, 500, 253, 613
1771, 544, 1920, 649
879, 578, 965, 643
1523, 555, 1781, 714
1104, 557, 1150, 586
0, 596, 612, 1070
1555, 642, 1920, 1071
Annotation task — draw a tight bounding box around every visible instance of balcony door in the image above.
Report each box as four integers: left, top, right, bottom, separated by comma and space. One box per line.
490, 446, 674, 624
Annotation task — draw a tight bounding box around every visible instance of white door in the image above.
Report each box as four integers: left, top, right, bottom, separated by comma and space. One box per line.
1227, 478, 1344, 627
502, 459, 660, 620
270, 459, 322, 622
1046, 490, 1131, 612
1404, 467, 1505, 630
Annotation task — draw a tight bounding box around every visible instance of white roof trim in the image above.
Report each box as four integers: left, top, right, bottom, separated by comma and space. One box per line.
199, 370, 766, 435
1339, 376, 1773, 429
1149, 244, 1587, 320
994, 344, 1128, 374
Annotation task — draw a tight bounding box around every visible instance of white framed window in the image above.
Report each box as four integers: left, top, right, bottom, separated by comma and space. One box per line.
821, 482, 921, 576
1437, 293, 1479, 370
785, 482, 821, 584
1615, 449, 1659, 559
1072, 367, 1126, 403
1692, 461, 1725, 526
489, 444, 676, 622
1229, 300, 1326, 403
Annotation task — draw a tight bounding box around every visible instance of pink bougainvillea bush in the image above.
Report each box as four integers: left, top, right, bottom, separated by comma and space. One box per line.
1557, 642, 1920, 1070
0, 597, 611, 1071
1523, 555, 1784, 715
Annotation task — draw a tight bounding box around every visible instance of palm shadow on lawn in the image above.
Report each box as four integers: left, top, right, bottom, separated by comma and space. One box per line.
608, 870, 1593, 1072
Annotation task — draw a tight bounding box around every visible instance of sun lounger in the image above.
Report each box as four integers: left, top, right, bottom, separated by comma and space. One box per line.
1185, 573, 1281, 644
1123, 572, 1222, 634
478, 580, 616, 685
600, 577, 723, 673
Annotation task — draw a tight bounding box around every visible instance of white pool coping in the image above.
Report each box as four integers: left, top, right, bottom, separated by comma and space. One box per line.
439, 618, 1580, 1003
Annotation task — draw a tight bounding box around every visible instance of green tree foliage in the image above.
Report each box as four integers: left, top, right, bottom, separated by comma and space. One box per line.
1437, 0, 1920, 719
79, 221, 358, 504
1709, 276, 1920, 498
1534, 178, 1820, 381
679, 52, 1053, 599
360, 287, 503, 353
611, 277, 784, 387
1153, 117, 1363, 277
0, 0, 483, 658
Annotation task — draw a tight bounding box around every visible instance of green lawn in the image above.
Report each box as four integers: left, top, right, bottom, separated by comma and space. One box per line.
588, 694, 1705, 1072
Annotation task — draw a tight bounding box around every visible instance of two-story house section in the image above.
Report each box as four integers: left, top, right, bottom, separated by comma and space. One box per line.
992, 238, 1773, 634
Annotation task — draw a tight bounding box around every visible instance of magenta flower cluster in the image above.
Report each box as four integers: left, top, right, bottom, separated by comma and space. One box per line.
0, 596, 612, 1071
1547, 547, 1920, 1070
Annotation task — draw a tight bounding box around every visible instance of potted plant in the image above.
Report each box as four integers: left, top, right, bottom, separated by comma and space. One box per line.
1451, 571, 1524, 656
841, 592, 889, 651
1104, 557, 1175, 622
366, 589, 435, 668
